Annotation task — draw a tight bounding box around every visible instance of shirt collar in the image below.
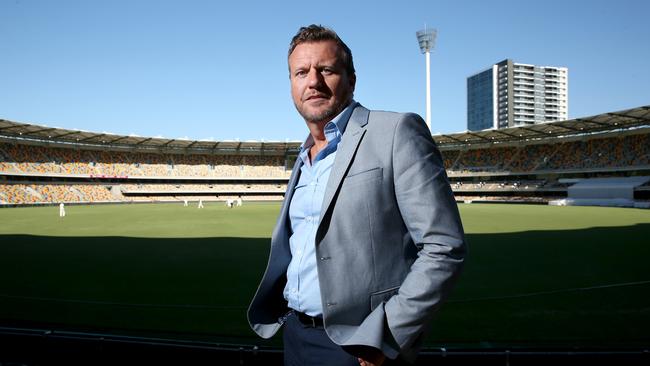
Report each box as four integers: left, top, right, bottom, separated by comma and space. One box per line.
300, 100, 358, 153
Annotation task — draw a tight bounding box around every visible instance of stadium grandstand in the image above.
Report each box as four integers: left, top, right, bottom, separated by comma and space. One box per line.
1, 105, 649, 208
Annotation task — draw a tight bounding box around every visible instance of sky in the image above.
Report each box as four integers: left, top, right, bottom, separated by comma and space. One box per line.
1, 0, 649, 142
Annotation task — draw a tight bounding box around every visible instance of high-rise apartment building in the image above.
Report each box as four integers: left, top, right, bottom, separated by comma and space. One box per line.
467, 59, 568, 131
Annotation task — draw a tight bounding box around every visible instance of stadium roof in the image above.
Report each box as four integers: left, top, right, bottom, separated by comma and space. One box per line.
0, 121, 301, 154
1, 105, 649, 152
434, 105, 650, 147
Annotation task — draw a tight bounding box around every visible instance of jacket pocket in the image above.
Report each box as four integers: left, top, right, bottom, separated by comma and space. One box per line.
344, 167, 382, 186
370, 285, 400, 311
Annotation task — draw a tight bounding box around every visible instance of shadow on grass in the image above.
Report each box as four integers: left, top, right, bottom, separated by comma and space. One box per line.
0, 236, 272, 345
0, 223, 649, 349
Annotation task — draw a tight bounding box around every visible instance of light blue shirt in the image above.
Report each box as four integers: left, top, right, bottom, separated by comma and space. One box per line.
284, 101, 357, 316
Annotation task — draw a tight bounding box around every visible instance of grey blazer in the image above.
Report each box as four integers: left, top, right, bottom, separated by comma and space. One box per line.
248, 104, 466, 362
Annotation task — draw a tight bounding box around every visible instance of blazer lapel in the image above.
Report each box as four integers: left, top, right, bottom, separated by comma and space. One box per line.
271, 152, 303, 243
319, 105, 370, 226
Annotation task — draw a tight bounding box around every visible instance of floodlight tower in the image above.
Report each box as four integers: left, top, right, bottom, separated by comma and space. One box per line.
416, 27, 437, 131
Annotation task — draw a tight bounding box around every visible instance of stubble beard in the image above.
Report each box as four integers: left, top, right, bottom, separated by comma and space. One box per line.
295, 92, 351, 125
295, 102, 340, 125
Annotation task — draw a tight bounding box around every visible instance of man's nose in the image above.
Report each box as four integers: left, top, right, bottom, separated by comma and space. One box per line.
307, 68, 323, 88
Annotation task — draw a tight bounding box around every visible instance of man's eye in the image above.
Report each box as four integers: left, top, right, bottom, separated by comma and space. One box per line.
295, 70, 307, 77
322, 68, 333, 75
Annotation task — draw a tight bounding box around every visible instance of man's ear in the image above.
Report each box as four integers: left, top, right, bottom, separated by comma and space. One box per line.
349, 73, 356, 92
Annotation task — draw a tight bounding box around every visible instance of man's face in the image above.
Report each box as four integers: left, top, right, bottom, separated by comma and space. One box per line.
289, 40, 356, 125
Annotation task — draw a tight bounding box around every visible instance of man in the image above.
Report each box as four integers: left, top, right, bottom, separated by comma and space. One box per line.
59, 202, 65, 217
248, 25, 466, 365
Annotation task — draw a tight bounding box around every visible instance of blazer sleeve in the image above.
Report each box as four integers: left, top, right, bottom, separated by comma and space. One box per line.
383, 112, 467, 352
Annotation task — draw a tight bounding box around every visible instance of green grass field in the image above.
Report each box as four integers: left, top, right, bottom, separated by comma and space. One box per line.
1, 202, 649, 349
